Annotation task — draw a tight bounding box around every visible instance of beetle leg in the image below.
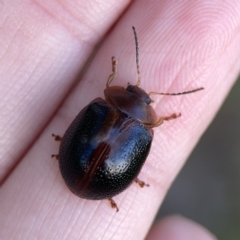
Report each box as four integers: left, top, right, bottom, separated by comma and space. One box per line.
51, 134, 61, 160
106, 57, 118, 88
51, 154, 59, 160
157, 113, 181, 126
148, 113, 181, 128
108, 198, 119, 212
135, 178, 149, 188
52, 134, 62, 141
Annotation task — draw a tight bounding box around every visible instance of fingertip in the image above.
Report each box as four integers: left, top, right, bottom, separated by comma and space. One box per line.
146, 215, 217, 240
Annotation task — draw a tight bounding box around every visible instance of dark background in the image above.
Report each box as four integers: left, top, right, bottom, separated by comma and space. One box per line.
157, 76, 240, 240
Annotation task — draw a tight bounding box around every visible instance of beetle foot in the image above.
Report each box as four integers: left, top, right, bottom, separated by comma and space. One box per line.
106, 57, 118, 88
135, 178, 149, 188
108, 198, 119, 212
152, 113, 181, 127
51, 154, 59, 160
162, 113, 181, 121
52, 134, 62, 141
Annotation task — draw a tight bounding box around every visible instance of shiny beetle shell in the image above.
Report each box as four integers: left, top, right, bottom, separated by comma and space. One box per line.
59, 85, 156, 200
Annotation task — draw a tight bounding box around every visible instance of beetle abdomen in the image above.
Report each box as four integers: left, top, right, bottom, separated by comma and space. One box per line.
59, 98, 153, 200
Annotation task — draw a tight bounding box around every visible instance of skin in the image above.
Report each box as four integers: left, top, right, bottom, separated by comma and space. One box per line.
0, 0, 239, 239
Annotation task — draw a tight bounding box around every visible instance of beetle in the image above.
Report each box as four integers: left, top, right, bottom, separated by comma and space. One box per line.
52, 27, 203, 212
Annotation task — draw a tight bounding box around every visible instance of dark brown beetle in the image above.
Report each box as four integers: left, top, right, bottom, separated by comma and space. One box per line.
52, 27, 203, 212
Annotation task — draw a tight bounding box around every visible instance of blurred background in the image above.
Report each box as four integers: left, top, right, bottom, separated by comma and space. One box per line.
156, 76, 240, 240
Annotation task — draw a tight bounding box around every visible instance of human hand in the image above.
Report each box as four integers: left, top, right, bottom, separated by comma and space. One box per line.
1, 1, 239, 239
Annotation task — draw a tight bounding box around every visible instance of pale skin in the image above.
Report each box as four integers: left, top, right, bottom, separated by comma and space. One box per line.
1, 1, 240, 239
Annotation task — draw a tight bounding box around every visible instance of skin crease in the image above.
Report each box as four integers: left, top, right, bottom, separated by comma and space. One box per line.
0, 0, 240, 239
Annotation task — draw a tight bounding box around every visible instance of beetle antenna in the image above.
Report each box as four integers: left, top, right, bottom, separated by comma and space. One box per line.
132, 26, 141, 87
149, 87, 204, 96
